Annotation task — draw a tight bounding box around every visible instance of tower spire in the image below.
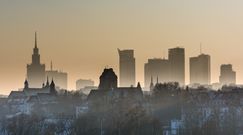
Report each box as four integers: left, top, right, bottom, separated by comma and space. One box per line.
35, 31, 37, 48
150, 76, 154, 91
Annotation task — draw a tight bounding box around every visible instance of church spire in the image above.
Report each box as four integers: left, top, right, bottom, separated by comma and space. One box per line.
46, 76, 50, 87
150, 76, 154, 91
24, 79, 29, 89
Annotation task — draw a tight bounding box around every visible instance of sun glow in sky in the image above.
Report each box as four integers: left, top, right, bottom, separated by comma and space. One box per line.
1, 0, 243, 94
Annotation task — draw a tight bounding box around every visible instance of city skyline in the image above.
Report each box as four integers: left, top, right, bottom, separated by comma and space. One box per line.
2, 0, 243, 94
0, 35, 241, 95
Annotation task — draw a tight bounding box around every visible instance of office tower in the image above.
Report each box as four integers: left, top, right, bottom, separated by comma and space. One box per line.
27, 32, 46, 88
118, 49, 136, 87
190, 54, 211, 85
219, 64, 236, 85
76, 79, 95, 90
45, 62, 68, 89
168, 47, 185, 85
144, 58, 170, 89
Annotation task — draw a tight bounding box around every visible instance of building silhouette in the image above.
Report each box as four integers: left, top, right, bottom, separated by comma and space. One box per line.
76, 79, 95, 90
98, 68, 118, 90
45, 62, 68, 90
27, 32, 46, 88
118, 49, 136, 87
168, 47, 185, 86
219, 64, 236, 85
144, 58, 170, 89
190, 54, 211, 85
9, 78, 57, 99
88, 68, 143, 102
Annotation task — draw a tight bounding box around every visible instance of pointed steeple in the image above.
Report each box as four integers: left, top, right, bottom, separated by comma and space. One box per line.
46, 76, 50, 87
32, 31, 41, 64
150, 76, 154, 90
137, 82, 141, 90
35, 31, 37, 48
50, 78, 55, 87
50, 78, 57, 95
24, 79, 29, 89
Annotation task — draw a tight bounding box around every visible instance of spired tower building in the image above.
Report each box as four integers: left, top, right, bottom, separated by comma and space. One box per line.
27, 32, 46, 88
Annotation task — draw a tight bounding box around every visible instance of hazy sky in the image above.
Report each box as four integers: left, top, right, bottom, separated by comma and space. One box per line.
1, 0, 243, 95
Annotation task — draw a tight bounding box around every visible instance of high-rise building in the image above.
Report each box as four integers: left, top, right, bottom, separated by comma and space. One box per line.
45, 62, 68, 89
76, 79, 95, 90
118, 49, 136, 87
168, 47, 185, 86
27, 32, 46, 88
190, 54, 211, 85
219, 64, 236, 85
144, 58, 170, 89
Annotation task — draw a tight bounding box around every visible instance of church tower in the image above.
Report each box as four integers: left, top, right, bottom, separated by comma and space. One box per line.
27, 32, 46, 88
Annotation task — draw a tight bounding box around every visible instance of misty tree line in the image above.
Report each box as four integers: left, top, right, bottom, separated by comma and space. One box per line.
1, 83, 243, 135
0, 107, 162, 135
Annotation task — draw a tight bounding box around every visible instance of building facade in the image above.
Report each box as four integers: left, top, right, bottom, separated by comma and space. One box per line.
118, 49, 136, 87
219, 64, 236, 85
76, 79, 95, 90
45, 62, 68, 89
168, 47, 185, 86
190, 54, 211, 85
144, 58, 170, 89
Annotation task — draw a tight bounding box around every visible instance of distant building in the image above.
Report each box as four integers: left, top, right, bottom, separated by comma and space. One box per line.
219, 64, 236, 85
144, 58, 170, 89
79, 86, 98, 95
8, 79, 57, 103
27, 32, 46, 88
23, 78, 57, 96
118, 49, 136, 87
8, 79, 57, 114
169, 47, 185, 86
98, 68, 118, 90
76, 79, 95, 90
88, 68, 143, 102
46, 62, 68, 89
190, 54, 211, 85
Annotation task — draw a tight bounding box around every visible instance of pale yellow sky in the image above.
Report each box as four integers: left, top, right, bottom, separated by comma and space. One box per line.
1, 0, 243, 95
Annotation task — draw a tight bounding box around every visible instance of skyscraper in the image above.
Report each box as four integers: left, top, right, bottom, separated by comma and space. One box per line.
168, 47, 185, 86
27, 32, 46, 88
219, 64, 236, 85
45, 62, 68, 89
190, 54, 211, 85
144, 58, 170, 89
118, 49, 136, 87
